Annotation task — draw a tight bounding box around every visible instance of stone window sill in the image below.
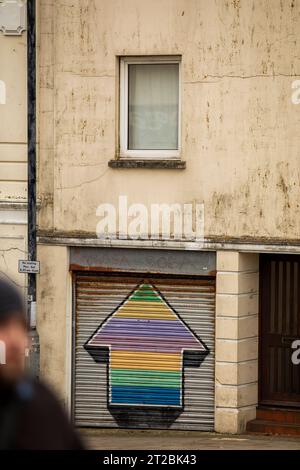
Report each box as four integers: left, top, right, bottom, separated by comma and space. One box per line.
108, 159, 186, 169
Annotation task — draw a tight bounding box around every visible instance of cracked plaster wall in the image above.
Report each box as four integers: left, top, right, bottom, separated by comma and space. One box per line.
38, 0, 300, 242
0, 20, 27, 286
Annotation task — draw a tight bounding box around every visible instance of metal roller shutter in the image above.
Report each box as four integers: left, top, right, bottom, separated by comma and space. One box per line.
73, 274, 215, 431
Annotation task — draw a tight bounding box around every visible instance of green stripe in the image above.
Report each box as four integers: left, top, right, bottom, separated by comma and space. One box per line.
130, 284, 162, 302
111, 369, 181, 388
111, 378, 180, 388
111, 369, 181, 379
130, 295, 161, 302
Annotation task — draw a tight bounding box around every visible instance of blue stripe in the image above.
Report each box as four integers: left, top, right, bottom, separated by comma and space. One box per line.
111, 385, 181, 406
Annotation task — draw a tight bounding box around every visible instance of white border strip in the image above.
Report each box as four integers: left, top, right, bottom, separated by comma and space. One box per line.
37, 236, 300, 254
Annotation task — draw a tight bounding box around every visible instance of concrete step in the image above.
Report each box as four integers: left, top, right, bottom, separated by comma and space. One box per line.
247, 415, 300, 437
257, 407, 300, 425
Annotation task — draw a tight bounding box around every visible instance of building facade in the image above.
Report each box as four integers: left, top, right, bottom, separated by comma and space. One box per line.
37, 0, 300, 434
0, 1, 27, 295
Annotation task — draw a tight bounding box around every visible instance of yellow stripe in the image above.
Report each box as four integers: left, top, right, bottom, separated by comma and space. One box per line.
111, 350, 182, 371
115, 300, 175, 319
116, 312, 175, 320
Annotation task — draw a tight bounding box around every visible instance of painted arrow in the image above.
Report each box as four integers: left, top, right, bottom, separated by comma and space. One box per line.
84, 282, 209, 408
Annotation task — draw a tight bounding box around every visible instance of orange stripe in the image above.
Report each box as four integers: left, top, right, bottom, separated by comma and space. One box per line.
111, 350, 182, 371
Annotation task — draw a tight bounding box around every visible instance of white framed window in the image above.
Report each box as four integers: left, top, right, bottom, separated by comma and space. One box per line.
120, 56, 181, 159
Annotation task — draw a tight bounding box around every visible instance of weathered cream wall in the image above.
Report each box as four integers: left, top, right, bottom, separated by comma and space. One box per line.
36, 245, 71, 404
0, 28, 27, 287
0, 221, 27, 289
0, 32, 27, 202
38, 0, 300, 243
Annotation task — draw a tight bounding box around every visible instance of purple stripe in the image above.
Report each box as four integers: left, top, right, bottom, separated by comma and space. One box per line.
89, 335, 204, 351
94, 328, 198, 339
96, 318, 198, 339
90, 334, 201, 344
105, 319, 182, 328
90, 331, 199, 344
111, 346, 183, 353
110, 345, 200, 353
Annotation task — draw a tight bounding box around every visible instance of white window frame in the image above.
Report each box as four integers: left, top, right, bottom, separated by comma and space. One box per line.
119, 56, 181, 160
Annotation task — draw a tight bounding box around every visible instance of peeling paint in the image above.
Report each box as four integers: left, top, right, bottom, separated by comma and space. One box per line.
38, 0, 300, 242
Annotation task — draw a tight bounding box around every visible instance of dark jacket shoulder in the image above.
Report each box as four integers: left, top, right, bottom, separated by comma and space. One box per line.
13, 379, 83, 450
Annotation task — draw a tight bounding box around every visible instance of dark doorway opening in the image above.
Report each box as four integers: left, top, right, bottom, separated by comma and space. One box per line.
259, 254, 300, 408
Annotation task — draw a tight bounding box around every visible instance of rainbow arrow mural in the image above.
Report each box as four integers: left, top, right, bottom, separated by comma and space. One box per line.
85, 282, 208, 408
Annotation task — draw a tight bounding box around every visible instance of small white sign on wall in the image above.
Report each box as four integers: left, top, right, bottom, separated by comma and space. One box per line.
18, 260, 40, 274
0, 0, 27, 36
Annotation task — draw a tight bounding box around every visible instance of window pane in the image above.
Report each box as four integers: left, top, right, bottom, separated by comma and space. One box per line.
128, 63, 179, 151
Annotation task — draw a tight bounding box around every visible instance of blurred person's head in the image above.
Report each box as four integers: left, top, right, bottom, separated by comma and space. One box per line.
0, 276, 28, 385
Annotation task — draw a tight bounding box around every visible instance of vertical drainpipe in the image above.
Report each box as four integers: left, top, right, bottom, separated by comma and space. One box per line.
27, 0, 39, 379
